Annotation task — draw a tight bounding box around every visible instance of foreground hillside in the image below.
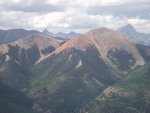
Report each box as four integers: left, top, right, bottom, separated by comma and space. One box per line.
30, 47, 119, 113
85, 62, 150, 113
0, 81, 35, 113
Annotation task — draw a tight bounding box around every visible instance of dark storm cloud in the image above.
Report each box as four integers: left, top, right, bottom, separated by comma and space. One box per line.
1, 0, 66, 13
87, 2, 150, 19
8, 4, 65, 13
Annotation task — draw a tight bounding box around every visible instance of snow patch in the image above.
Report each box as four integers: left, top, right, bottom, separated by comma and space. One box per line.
68, 54, 73, 64
5, 55, 10, 61
76, 60, 82, 68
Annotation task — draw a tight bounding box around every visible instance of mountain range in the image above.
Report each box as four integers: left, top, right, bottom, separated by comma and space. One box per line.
0, 25, 150, 113
0, 29, 40, 44
43, 29, 80, 40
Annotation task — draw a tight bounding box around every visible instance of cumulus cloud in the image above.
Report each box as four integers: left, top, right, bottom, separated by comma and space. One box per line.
0, 0, 150, 33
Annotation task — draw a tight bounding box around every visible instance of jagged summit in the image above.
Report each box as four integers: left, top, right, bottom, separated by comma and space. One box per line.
118, 24, 137, 33
118, 24, 150, 46
43, 29, 80, 39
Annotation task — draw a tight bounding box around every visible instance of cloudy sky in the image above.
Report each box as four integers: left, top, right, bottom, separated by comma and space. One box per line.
0, 0, 150, 33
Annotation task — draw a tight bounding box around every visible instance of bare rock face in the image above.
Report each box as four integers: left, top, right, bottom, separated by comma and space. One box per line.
10, 33, 62, 50
54, 27, 145, 70
0, 33, 63, 66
